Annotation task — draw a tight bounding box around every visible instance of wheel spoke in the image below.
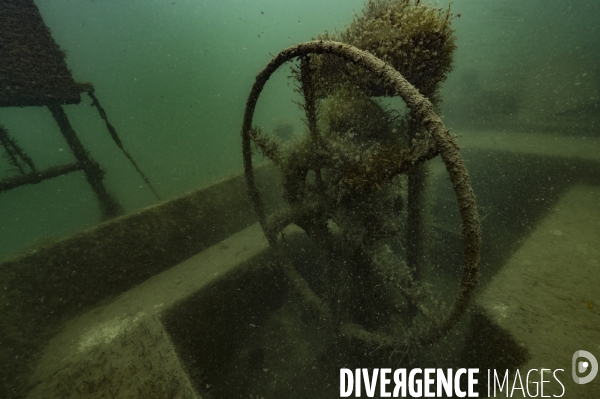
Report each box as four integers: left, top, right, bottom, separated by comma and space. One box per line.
337, 141, 439, 193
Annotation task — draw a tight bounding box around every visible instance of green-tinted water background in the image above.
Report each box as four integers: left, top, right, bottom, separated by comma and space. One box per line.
1, 0, 598, 260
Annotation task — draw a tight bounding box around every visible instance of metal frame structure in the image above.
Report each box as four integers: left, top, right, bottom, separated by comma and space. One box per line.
0, 0, 158, 220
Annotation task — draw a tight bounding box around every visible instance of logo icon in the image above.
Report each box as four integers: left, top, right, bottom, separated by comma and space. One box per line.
572, 350, 598, 384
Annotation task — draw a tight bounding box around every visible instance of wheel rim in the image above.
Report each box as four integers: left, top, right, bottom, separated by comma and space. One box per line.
241, 41, 481, 347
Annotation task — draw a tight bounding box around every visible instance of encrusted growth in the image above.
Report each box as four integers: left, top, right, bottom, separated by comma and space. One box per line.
242, 1, 479, 353
315, 0, 457, 101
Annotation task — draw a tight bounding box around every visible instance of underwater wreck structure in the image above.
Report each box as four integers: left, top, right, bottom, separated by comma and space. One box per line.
1, 0, 599, 398
0, 0, 159, 220
242, 43, 480, 350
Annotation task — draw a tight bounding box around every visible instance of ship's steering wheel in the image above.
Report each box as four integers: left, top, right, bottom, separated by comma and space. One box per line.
241, 41, 481, 349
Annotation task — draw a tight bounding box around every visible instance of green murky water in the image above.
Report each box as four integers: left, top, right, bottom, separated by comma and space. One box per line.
1, 1, 599, 398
